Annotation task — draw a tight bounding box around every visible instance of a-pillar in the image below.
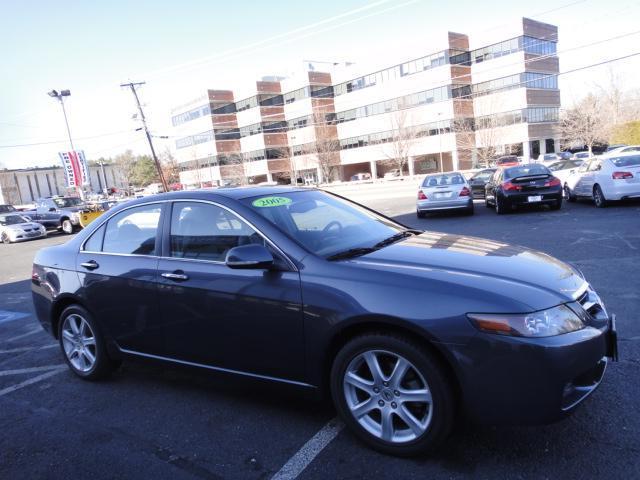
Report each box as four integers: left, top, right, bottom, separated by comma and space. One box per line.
370, 160, 378, 180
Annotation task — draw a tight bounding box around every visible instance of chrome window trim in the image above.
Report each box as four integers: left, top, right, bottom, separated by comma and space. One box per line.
79, 200, 166, 253
168, 199, 298, 272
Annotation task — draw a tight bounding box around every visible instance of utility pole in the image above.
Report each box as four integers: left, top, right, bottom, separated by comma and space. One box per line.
120, 81, 168, 192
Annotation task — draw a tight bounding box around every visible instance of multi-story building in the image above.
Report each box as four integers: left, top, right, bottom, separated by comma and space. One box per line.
172, 17, 560, 187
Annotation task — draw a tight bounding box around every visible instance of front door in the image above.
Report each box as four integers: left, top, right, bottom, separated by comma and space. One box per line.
157, 201, 305, 382
77, 202, 165, 354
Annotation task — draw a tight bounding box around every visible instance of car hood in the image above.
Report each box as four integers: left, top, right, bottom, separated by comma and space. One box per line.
349, 231, 586, 312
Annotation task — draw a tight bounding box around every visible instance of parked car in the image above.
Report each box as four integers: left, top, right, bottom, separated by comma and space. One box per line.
0, 213, 47, 243
603, 145, 640, 155
416, 172, 474, 217
605, 144, 627, 152
0, 204, 17, 214
573, 151, 592, 161
546, 159, 584, 186
384, 169, 402, 179
31, 187, 617, 456
485, 164, 563, 214
468, 168, 496, 199
24, 196, 86, 234
538, 153, 558, 163
564, 153, 640, 207
350, 172, 372, 181
495, 155, 520, 167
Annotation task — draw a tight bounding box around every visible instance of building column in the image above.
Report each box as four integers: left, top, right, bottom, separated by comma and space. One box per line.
451, 150, 459, 171
554, 138, 561, 153
408, 156, 415, 177
316, 166, 323, 184
369, 160, 378, 180
539, 139, 547, 156
266, 171, 273, 183
522, 141, 531, 162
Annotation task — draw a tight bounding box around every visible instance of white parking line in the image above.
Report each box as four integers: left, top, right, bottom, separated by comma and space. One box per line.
0, 364, 66, 377
6, 327, 43, 342
0, 367, 66, 398
0, 344, 57, 354
271, 418, 344, 480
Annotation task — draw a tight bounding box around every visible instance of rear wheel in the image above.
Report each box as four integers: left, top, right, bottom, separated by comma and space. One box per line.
593, 185, 607, 208
1, 232, 10, 244
465, 203, 475, 215
550, 198, 562, 210
58, 305, 117, 380
331, 333, 455, 456
495, 195, 506, 215
416, 209, 426, 219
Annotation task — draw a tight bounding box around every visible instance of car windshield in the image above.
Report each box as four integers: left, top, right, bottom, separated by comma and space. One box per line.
0, 205, 17, 213
504, 165, 550, 179
547, 162, 564, 171
610, 155, 640, 167
0, 214, 29, 226
471, 170, 493, 181
53, 197, 83, 208
242, 190, 407, 258
422, 173, 465, 187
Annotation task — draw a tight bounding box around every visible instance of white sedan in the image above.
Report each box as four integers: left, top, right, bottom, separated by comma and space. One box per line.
547, 159, 583, 185
564, 152, 640, 207
0, 213, 47, 243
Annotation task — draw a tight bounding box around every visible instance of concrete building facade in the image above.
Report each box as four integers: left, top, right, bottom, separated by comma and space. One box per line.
171, 17, 560, 187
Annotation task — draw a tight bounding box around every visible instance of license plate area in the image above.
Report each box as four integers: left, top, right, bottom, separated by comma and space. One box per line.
528, 195, 542, 202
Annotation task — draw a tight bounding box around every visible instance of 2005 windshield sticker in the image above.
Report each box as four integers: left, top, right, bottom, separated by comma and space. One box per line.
252, 196, 292, 208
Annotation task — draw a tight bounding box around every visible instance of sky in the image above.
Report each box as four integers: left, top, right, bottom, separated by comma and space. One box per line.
1, 0, 639, 169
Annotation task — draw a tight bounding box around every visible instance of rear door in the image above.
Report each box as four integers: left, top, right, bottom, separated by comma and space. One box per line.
156, 200, 305, 382
77, 202, 165, 354
579, 160, 602, 197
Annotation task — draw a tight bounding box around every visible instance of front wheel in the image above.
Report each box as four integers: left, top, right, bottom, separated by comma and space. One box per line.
1, 232, 10, 244
61, 219, 74, 234
58, 305, 117, 380
564, 184, 576, 202
593, 185, 607, 208
331, 334, 455, 456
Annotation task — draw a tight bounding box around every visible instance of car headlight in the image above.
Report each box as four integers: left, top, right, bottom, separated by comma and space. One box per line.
467, 304, 585, 337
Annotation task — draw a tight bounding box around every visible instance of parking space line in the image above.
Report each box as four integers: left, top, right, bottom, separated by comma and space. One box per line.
0, 367, 66, 398
271, 418, 344, 480
6, 327, 43, 342
0, 344, 57, 354
0, 364, 66, 377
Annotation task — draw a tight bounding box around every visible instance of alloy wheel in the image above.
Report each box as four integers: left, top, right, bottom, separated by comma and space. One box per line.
343, 350, 433, 444
62, 219, 73, 234
61, 314, 97, 372
594, 185, 606, 208
1, 233, 9, 244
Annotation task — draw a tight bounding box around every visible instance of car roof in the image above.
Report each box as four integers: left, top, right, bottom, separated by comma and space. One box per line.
601, 150, 640, 159
124, 186, 312, 204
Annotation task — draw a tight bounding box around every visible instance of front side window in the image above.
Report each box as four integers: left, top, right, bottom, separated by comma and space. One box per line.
587, 161, 602, 172
102, 205, 161, 255
242, 190, 404, 257
53, 197, 83, 208
170, 202, 263, 262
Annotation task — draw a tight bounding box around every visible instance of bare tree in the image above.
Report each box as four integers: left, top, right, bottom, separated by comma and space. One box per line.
159, 147, 180, 186
306, 110, 341, 183
561, 94, 608, 154
451, 116, 507, 168
113, 150, 137, 194
383, 103, 419, 175
219, 153, 248, 186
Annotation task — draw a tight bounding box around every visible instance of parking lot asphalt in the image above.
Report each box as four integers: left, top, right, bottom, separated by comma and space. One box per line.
1, 194, 639, 480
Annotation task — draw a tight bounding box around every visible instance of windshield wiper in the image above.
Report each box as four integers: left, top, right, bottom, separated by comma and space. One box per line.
326, 247, 378, 261
372, 230, 419, 249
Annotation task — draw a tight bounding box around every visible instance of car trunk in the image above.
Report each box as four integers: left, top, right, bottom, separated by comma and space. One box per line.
422, 184, 464, 201
510, 174, 551, 192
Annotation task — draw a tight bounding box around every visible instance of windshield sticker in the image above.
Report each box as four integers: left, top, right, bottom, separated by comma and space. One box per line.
252, 196, 292, 208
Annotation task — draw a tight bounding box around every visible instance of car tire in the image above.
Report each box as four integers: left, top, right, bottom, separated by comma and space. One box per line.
58, 305, 116, 380
593, 184, 607, 208
61, 219, 74, 234
331, 333, 455, 457
465, 203, 474, 215
484, 197, 491, 208
495, 195, 506, 215
564, 184, 576, 202
1, 232, 10, 244
550, 198, 562, 210
416, 210, 426, 219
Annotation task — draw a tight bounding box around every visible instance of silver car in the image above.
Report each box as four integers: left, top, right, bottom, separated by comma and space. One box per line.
416, 172, 474, 217
0, 213, 47, 243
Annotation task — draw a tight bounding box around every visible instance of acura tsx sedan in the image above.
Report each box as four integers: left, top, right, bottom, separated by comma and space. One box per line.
32, 187, 617, 456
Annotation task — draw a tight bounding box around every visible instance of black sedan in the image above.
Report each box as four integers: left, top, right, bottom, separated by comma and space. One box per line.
31, 187, 616, 456
484, 164, 563, 214
468, 168, 496, 199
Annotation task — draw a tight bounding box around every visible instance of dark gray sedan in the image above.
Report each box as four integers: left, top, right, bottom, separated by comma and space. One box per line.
32, 187, 617, 456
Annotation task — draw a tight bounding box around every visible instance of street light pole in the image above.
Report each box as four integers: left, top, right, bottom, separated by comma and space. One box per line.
48, 89, 83, 198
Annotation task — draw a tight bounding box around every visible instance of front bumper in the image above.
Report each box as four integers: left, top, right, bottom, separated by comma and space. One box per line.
7, 229, 46, 242
449, 315, 617, 425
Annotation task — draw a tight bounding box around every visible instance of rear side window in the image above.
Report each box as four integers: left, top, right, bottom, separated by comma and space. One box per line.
611, 155, 640, 168
83, 225, 105, 252
102, 205, 161, 255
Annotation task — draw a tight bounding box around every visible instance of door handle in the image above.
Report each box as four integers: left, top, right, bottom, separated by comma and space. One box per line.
161, 272, 189, 281
80, 260, 99, 270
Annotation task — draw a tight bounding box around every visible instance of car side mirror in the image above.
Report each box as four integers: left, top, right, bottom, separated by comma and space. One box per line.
225, 244, 273, 270
49, 207, 56, 212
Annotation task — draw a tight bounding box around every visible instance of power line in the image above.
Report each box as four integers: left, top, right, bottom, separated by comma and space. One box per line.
0, 129, 137, 149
